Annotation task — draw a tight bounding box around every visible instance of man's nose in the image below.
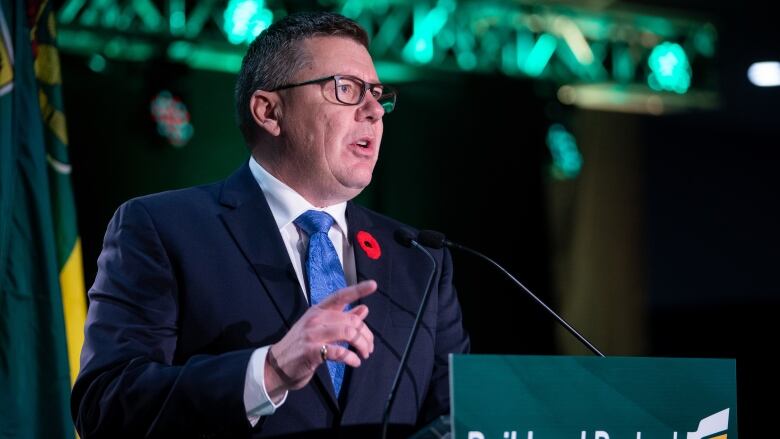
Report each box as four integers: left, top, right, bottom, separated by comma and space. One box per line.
356, 93, 385, 122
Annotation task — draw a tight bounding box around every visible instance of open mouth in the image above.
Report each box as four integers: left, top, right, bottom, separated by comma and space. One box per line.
349, 137, 374, 153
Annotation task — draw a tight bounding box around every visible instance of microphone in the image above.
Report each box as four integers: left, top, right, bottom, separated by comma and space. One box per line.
416, 230, 605, 357
380, 229, 439, 439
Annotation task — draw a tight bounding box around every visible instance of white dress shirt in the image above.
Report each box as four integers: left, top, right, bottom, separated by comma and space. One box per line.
243, 157, 357, 425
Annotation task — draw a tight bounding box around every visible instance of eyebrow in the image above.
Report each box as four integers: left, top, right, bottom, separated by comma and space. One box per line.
334, 72, 381, 83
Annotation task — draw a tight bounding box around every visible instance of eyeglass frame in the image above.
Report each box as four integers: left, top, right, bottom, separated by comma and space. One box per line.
268, 74, 397, 113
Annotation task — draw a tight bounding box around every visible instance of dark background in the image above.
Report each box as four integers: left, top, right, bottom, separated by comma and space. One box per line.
61, 0, 778, 435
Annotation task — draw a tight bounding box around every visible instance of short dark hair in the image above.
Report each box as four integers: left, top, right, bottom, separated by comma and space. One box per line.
234, 11, 370, 144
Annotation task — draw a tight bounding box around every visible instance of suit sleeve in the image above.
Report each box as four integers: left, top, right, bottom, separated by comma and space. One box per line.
418, 246, 470, 425
71, 199, 254, 438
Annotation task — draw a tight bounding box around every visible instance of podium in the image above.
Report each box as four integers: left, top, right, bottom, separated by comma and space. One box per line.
415, 355, 737, 439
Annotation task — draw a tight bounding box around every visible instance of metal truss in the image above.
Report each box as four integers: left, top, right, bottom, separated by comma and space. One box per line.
57, 0, 720, 111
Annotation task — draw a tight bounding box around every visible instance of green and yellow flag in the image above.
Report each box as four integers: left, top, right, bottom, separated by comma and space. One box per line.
0, 0, 86, 437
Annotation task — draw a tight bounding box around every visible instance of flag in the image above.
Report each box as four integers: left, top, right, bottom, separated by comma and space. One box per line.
0, 0, 86, 437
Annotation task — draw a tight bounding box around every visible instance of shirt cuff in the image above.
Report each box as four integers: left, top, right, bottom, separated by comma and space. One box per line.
244, 346, 289, 426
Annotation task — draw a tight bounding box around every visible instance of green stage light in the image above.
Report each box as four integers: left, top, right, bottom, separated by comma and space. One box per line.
340, 0, 365, 19
170, 0, 185, 34
132, 0, 163, 30
694, 25, 716, 58
406, 36, 434, 64
648, 42, 691, 93
223, 0, 273, 45
87, 54, 106, 72
375, 61, 422, 83
547, 124, 582, 180
402, 2, 450, 65
523, 33, 557, 77
169, 43, 243, 73
612, 45, 635, 83
167, 41, 192, 61
456, 51, 477, 70
104, 37, 154, 61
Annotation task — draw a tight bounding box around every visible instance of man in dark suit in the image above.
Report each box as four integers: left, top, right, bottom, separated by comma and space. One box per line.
71, 11, 469, 438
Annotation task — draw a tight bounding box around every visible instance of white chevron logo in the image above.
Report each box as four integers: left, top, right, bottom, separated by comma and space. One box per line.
686, 408, 729, 439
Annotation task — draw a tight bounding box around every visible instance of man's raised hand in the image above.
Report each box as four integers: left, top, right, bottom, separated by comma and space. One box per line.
264, 280, 377, 399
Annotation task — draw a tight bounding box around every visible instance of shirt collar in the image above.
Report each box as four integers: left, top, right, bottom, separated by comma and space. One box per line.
248, 157, 348, 237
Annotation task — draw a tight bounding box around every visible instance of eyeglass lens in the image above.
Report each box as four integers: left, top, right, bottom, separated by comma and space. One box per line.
335, 76, 395, 113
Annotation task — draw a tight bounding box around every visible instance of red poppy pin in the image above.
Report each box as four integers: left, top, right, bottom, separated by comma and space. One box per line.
356, 230, 381, 260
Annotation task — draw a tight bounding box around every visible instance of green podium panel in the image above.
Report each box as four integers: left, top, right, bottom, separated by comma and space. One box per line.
450, 355, 736, 439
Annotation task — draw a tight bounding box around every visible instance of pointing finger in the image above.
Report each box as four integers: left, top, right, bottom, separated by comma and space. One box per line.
319, 280, 377, 310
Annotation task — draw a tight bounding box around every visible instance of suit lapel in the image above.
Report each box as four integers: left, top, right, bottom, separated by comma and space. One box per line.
218, 164, 307, 329
218, 164, 340, 408
342, 202, 392, 414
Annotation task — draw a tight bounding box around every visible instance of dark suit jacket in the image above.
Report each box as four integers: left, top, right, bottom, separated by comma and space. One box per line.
71, 163, 469, 438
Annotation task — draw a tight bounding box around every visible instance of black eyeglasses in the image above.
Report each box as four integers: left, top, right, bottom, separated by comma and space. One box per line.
270, 75, 397, 114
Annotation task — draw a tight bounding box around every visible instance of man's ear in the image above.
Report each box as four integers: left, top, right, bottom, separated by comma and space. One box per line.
250, 90, 282, 137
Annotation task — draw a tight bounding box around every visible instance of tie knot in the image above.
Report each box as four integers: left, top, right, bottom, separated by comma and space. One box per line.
294, 210, 335, 236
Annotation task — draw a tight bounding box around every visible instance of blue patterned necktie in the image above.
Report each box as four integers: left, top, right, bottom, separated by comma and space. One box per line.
294, 210, 348, 396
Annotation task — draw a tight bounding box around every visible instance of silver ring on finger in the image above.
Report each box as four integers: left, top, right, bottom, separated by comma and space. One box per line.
320, 344, 328, 362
